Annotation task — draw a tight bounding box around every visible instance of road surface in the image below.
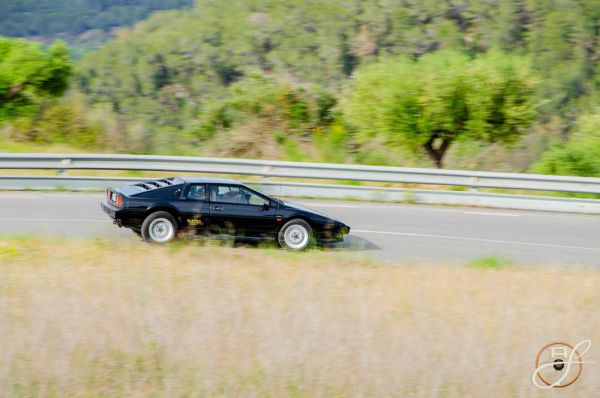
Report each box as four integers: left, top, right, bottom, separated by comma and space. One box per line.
0, 192, 598, 266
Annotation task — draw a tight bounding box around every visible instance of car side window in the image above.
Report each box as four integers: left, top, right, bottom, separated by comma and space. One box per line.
242, 187, 269, 206
186, 184, 206, 201
210, 185, 268, 206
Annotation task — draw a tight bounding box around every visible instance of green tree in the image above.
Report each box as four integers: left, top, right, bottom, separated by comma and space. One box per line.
533, 111, 600, 177
342, 51, 537, 167
0, 37, 72, 121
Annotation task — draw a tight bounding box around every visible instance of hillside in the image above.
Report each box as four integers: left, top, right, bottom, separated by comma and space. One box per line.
2, 0, 600, 174
0, 0, 194, 50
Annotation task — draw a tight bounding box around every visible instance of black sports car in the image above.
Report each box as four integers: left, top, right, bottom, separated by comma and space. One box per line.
101, 177, 350, 250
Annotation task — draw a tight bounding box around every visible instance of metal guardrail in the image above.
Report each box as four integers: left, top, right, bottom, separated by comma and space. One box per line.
2, 153, 600, 193
1, 153, 599, 213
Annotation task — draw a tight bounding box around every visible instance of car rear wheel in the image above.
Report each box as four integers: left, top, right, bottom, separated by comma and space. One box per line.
141, 211, 177, 244
278, 219, 312, 250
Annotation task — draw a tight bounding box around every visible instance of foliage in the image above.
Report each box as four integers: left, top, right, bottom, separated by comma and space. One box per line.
68, 0, 599, 166
532, 111, 600, 177
342, 51, 537, 167
467, 256, 514, 270
3, 0, 600, 172
0, 37, 72, 121
194, 72, 338, 159
4, 96, 102, 149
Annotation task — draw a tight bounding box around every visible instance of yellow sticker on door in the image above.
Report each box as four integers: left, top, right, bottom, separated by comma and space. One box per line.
187, 218, 203, 226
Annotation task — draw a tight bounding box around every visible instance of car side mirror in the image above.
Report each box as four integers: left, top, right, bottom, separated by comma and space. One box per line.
261, 202, 270, 211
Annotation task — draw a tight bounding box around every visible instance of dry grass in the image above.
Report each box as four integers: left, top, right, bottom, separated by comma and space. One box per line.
0, 237, 598, 398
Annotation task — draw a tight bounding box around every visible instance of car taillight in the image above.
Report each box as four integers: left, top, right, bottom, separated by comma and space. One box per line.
108, 190, 122, 207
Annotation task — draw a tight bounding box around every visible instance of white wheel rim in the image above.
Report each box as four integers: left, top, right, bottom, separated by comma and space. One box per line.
148, 218, 174, 243
284, 224, 309, 249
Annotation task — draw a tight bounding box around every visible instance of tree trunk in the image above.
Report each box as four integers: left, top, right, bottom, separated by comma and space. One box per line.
423, 134, 451, 168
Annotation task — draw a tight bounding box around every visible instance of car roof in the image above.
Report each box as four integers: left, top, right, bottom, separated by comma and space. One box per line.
178, 176, 241, 184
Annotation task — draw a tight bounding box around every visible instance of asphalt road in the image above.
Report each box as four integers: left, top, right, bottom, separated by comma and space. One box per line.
0, 192, 598, 266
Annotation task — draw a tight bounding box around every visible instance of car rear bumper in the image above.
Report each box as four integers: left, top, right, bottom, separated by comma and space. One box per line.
101, 199, 118, 220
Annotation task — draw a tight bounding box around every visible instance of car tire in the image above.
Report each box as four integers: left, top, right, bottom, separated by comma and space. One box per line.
141, 211, 178, 244
277, 219, 313, 250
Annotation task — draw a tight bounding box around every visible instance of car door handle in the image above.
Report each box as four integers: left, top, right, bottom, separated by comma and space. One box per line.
213, 206, 223, 211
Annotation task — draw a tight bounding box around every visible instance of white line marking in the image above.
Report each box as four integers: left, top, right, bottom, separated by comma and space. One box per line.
296, 201, 532, 214
0, 218, 106, 223
462, 211, 520, 217
352, 229, 600, 252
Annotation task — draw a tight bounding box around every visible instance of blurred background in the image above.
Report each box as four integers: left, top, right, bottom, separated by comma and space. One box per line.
1, 0, 599, 174
1, 3, 600, 397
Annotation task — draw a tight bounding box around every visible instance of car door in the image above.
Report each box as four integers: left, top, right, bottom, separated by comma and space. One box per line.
207, 184, 277, 238
175, 183, 210, 234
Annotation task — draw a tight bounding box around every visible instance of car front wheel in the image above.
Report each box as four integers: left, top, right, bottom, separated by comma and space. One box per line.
141, 211, 177, 244
278, 219, 312, 250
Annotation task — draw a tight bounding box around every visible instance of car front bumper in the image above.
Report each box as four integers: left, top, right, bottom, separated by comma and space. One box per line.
317, 222, 350, 242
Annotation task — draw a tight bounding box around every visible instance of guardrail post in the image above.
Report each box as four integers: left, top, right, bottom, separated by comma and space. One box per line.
57, 158, 72, 176
261, 165, 272, 182
469, 176, 479, 192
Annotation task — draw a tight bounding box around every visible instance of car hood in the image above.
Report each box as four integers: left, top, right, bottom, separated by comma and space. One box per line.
280, 200, 342, 223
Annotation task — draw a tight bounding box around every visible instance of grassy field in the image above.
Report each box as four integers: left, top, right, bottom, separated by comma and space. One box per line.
0, 237, 598, 397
